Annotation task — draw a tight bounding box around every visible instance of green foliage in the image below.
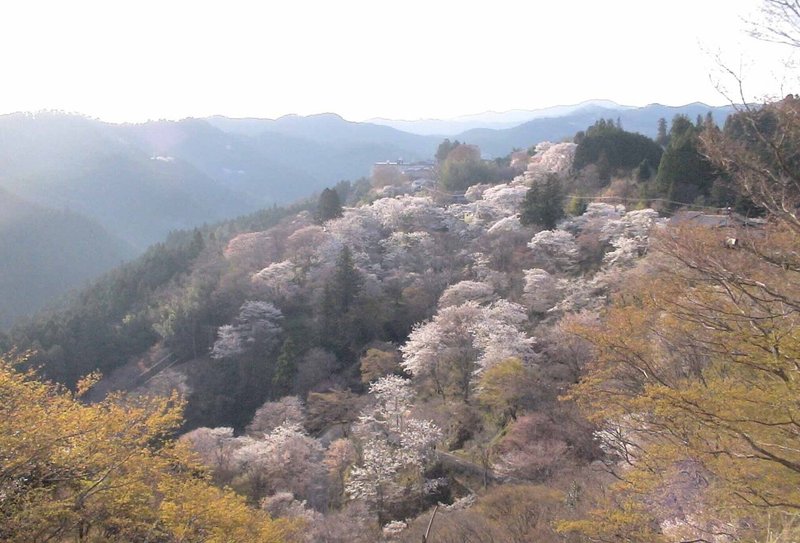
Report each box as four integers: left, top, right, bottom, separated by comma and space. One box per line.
566, 194, 588, 216
439, 145, 493, 192
656, 117, 669, 146
7, 205, 296, 389
634, 158, 653, 181
314, 187, 343, 224
519, 174, 565, 229
272, 337, 299, 394
435, 138, 460, 162
477, 357, 537, 423
334, 178, 371, 206
332, 246, 362, 313
654, 115, 717, 206
572, 119, 663, 180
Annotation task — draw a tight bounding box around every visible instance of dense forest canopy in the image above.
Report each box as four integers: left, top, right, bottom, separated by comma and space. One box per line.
3, 4, 799, 536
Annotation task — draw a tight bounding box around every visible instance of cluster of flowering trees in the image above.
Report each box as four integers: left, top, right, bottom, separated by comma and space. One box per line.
401, 297, 534, 402
347, 376, 442, 524
211, 301, 284, 359
170, 128, 674, 539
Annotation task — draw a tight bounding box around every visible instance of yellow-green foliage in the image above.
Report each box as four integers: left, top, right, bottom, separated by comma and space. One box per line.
559, 223, 800, 541
0, 354, 297, 543
477, 357, 536, 423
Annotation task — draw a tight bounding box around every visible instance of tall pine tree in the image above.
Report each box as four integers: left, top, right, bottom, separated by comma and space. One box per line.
519, 174, 565, 229
272, 337, 299, 395
314, 188, 343, 224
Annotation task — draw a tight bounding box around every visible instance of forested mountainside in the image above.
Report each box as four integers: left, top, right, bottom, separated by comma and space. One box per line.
0, 103, 731, 252
0, 111, 435, 327
0, 113, 249, 250
0, 112, 437, 252
0, 103, 731, 330
0, 187, 133, 327
4, 94, 798, 542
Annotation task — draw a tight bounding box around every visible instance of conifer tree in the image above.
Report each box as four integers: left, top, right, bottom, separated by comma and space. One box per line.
656, 117, 669, 147
314, 188, 343, 224
519, 174, 565, 229
272, 337, 299, 394
332, 245, 362, 313
655, 115, 716, 205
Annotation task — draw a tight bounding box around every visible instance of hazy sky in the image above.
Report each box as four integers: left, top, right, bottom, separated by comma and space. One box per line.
0, 0, 792, 123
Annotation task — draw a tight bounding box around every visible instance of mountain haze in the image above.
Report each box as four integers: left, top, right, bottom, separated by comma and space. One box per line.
368, 99, 636, 134
0, 101, 735, 327
0, 187, 132, 328
457, 102, 737, 156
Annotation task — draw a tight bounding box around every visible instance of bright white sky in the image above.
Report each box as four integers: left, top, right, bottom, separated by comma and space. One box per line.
0, 0, 792, 123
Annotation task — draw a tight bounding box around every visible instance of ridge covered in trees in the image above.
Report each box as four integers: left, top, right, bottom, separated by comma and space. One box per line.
6, 97, 788, 539
5, 12, 799, 535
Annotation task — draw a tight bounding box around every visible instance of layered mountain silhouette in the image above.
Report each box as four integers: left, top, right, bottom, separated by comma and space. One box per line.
0, 101, 735, 326
0, 187, 133, 327
455, 102, 737, 156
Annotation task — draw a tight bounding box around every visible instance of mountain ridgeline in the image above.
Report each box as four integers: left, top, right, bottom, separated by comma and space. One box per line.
0, 188, 133, 328
4, 95, 798, 542
0, 102, 734, 328
0, 103, 734, 252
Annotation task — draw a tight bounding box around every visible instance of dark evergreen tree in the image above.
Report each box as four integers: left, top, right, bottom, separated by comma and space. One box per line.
704, 111, 716, 130
318, 284, 338, 347
519, 174, 565, 229
635, 158, 653, 182
669, 114, 695, 138
572, 119, 663, 180
332, 246, 363, 313
656, 117, 669, 147
272, 337, 299, 395
435, 138, 454, 162
189, 228, 205, 258
655, 115, 717, 206
314, 188, 343, 224
596, 151, 612, 183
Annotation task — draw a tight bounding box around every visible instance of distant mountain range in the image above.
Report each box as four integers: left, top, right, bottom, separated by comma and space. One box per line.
0, 100, 737, 327
369, 101, 736, 156
455, 102, 738, 157
368, 99, 637, 135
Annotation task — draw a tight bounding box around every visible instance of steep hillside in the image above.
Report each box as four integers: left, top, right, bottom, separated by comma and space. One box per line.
208, 113, 441, 184
0, 113, 249, 250
0, 104, 735, 331
5, 136, 663, 540
7, 100, 796, 541
0, 188, 133, 328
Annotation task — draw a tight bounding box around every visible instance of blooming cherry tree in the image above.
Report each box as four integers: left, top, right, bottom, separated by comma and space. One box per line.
528, 229, 580, 273
523, 268, 561, 313
252, 260, 301, 302
438, 280, 496, 309
210, 301, 283, 359
232, 423, 325, 506
401, 300, 534, 401
347, 375, 441, 524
